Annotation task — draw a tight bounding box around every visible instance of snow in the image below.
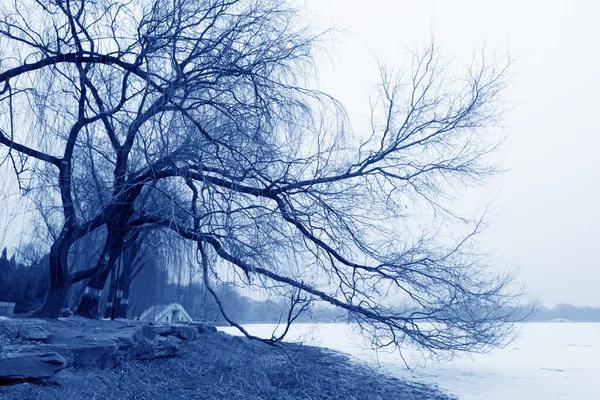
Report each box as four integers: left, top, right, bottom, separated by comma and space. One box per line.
219, 322, 600, 400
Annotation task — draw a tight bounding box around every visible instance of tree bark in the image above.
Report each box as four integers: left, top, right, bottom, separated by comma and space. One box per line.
116, 254, 135, 319
115, 234, 139, 319
75, 231, 123, 318
103, 270, 118, 319
35, 233, 73, 318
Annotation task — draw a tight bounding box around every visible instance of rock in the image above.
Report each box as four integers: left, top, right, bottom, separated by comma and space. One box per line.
46, 333, 118, 369
48, 368, 77, 385
0, 350, 68, 382
99, 326, 147, 360
135, 337, 179, 360
140, 325, 172, 341
0, 321, 208, 382
190, 322, 217, 333
165, 335, 183, 344
154, 335, 167, 343
141, 324, 199, 341
0, 319, 50, 341
133, 326, 183, 360
107, 327, 144, 352
172, 325, 198, 341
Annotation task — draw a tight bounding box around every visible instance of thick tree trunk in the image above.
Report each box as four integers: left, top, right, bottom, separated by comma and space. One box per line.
36, 273, 70, 318
75, 231, 123, 318
115, 236, 138, 319
35, 234, 73, 318
76, 257, 117, 318
103, 270, 118, 319
116, 260, 134, 319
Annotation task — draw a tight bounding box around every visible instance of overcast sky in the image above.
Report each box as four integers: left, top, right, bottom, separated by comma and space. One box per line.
300, 0, 600, 307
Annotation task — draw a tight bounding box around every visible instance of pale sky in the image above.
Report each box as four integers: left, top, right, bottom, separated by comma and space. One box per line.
302, 0, 600, 307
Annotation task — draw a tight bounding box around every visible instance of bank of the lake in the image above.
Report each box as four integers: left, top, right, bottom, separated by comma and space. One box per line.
1, 320, 453, 400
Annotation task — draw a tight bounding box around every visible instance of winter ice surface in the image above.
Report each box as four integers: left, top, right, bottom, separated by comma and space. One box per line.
220, 322, 600, 400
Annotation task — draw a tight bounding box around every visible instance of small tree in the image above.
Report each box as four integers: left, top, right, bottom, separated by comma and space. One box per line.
0, 0, 524, 355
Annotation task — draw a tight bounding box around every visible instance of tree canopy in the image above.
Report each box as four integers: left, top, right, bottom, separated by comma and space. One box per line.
0, 0, 524, 356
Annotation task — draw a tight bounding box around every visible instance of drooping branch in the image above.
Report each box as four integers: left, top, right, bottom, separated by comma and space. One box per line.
0, 128, 62, 166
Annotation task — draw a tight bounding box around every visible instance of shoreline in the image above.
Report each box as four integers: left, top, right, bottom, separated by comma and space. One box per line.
1, 318, 455, 400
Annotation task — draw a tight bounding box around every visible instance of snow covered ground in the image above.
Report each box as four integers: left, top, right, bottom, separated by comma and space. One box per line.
219, 322, 600, 400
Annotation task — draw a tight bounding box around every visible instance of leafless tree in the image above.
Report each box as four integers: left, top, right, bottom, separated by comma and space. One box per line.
0, 0, 525, 355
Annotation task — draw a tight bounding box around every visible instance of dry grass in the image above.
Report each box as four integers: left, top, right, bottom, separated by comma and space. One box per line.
1, 329, 454, 400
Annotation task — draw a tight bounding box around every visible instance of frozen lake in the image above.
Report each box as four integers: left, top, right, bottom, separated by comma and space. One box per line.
219, 322, 600, 400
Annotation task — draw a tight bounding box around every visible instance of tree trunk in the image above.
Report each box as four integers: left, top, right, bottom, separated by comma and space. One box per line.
75, 258, 117, 318
35, 233, 72, 318
116, 260, 134, 319
75, 231, 123, 318
103, 270, 118, 319
116, 235, 139, 319
36, 273, 70, 318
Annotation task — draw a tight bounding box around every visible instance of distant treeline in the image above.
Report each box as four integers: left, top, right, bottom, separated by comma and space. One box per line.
0, 248, 48, 313
525, 303, 600, 322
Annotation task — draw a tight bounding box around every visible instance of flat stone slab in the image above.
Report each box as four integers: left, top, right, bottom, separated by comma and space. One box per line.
0, 319, 50, 341
0, 319, 215, 382
111, 327, 144, 352
45, 333, 119, 369
85, 326, 144, 350
0, 350, 68, 382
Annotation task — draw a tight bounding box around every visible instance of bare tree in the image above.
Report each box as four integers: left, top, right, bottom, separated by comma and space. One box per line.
0, 0, 525, 355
